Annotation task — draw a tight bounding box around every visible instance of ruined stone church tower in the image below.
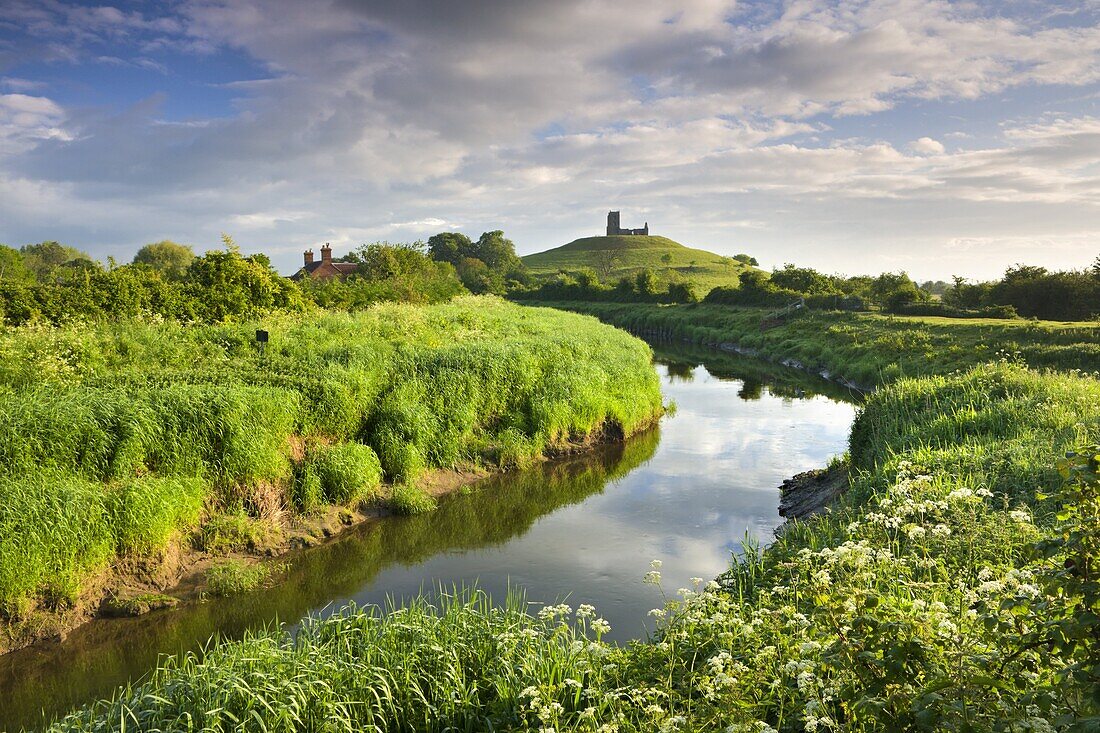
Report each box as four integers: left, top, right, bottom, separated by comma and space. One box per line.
606, 211, 649, 236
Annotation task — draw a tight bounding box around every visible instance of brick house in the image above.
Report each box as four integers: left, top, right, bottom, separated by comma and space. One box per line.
291, 243, 358, 281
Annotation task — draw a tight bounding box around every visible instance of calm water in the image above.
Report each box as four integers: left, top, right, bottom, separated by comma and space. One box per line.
0, 343, 857, 731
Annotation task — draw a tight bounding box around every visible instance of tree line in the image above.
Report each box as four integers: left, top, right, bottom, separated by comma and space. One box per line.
0, 231, 530, 326
2, 233, 1095, 325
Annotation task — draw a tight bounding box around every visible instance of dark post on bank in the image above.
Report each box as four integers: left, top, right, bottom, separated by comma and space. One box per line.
256, 329, 269, 356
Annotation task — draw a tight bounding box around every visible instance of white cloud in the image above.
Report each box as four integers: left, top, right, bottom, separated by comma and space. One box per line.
909, 137, 945, 155
0, 93, 71, 154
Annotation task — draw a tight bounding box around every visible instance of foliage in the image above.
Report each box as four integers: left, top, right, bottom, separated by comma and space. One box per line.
427, 230, 528, 294
511, 271, 706, 305
310, 241, 465, 307
19, 241, 95, 283
945, 261, 1100, 321
0, 299, 663, 614
131, 241, 195, 281
301, 442, 383, 507
0, 239, 469, 326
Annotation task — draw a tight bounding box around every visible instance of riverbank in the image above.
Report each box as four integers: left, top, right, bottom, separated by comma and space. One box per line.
520, 300, 1100, 388
0, 298, 664, 655
44, 360, 1100, 731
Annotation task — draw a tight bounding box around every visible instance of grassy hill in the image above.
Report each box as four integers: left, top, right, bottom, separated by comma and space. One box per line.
521, 235, 749, 293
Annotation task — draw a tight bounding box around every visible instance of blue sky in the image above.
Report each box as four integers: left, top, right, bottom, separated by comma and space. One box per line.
1, 0, 1098, 279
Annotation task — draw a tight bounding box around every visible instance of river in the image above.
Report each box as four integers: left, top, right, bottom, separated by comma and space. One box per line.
0, 342, 857, 731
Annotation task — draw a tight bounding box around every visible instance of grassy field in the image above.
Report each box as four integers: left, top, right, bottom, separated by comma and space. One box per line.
0, 297, 663, 633
521, 235, 751, 293
526, 301, 1100, 386
45, 363, 1100, 731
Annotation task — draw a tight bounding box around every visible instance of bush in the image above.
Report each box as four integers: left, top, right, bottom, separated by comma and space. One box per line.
305, 442, 383, 505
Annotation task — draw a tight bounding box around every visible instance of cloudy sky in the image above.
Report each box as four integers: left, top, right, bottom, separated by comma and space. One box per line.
1, 0, 1098, 279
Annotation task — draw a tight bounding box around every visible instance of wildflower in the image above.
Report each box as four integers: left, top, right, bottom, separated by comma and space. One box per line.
906, 525, 927, 540
576, 603, 596, 619
649, 608, 667, 620
591, 617, 611, 635
1009, 509, 1031, 524
644, 571, 662, 585
650, 559, 663, 570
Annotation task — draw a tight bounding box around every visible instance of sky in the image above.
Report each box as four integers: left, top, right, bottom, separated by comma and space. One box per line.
0, 0, 1098, 280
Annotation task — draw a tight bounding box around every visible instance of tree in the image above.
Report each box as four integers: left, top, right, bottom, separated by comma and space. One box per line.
661, 253, 673, 266
591, 249, 623, 280
427, 232, 474, 267
733, 253, 759, 267
133, 240, 195, 280
0, 245, 32, 284
635, 269, 658, 296
428, 230, 526, 292
738, 269, 771, 292
867, 271, 927, 312
770, 264, 837, 295
185, 246, 303, 321
472, 230, 524, 274
20, 241, 95, 282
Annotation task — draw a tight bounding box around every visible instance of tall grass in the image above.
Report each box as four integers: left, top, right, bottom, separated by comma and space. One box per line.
0, 297, 662, 619
45, 363, 1100, 731
0, 474, 206, 615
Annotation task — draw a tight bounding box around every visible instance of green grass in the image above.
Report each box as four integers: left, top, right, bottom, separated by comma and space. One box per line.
43, 363, 1100, 732
521, 235, 751, 293
529, 301, 1100, 387
204, 560, 270, 597
0, 297, 662, 621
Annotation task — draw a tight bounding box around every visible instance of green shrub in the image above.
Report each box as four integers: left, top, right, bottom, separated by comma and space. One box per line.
306, 442, 383, 505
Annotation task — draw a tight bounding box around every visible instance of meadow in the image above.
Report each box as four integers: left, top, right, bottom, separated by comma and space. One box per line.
0, 297, 663, 643
44, 361, 1100, 731
527, 301, 1100, 386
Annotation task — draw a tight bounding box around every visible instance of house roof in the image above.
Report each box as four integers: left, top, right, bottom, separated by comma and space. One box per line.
290, 260, 359, 280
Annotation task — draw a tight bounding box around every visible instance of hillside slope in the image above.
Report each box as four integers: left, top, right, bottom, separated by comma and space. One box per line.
521, 235, 749, 293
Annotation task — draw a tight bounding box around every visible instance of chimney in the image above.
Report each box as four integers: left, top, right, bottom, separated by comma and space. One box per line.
304, 249, 314, 266
320, 243, 332, 263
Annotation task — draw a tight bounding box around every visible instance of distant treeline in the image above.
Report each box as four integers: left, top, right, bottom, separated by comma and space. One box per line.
0, 232, 530, 326
519, 259, 1100, 321
510, 268, 702, 305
